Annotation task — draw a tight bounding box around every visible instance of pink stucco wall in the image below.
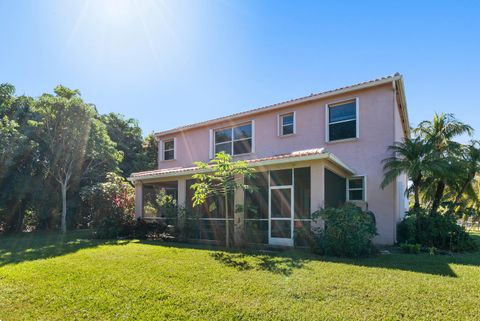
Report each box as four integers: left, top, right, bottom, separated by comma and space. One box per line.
156, 83, 407, 244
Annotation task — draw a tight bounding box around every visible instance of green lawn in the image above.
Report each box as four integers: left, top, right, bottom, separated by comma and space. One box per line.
0, 231, 479, 320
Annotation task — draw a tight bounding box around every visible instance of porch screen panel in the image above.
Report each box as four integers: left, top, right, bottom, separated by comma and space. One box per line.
142, 185, 156, 219
270, 169, 292, 186
142, 181, 178, 225
186, 179, 233, 219
185, 179, 234, 244
293, 167, 312, 246
294, 167, 311, 219
244, 172, 269, 244
324, 169, 346, 208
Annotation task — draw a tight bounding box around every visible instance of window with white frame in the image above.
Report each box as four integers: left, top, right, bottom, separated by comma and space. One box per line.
327, 99, 357, 141
214, 122, 252, 156
347, 176, 365, 201
279, 112, 295, 136
162, 139, 175, 161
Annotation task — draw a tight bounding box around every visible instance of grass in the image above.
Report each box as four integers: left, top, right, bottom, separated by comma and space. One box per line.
0, 231, 479, 320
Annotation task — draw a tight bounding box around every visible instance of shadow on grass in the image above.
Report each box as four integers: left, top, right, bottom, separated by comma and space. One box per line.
2, 231, 479, 278
141, 233, 480, 278
209, 252, 306, 276
0, 230, 129, 267
138, 239, 307, 276
210, 247, 480, 278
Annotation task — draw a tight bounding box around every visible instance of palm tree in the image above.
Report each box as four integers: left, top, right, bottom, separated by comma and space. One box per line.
414, 113, 473, 214
381, 137, 431, 209
415, 113, 473, 150
447, 141, 480, 214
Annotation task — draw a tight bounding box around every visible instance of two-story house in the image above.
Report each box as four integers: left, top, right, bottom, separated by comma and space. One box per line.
129, 74, 409, 246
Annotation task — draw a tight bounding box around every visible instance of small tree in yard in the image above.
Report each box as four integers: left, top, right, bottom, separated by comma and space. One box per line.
190, 152, 255, 247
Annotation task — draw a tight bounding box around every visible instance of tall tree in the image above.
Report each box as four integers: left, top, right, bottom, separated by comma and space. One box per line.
142, 132, 158, 171
0, 84, 39, 232
32, 86, 122, 233
100, 113, 144, 177
81, 115, 123, 186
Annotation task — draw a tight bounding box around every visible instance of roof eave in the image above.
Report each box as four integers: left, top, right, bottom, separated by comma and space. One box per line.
128, 153, 355, 182
394, 76, 410, 138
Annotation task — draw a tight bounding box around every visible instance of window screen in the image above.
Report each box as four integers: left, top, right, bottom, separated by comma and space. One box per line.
280, 113, 294, 136
163, 139, 175, 160
328, 100, 357, 141
214, 123, 252, 155
348, 176, 365, 201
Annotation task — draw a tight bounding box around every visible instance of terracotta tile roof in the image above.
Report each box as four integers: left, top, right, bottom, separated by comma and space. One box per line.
248, 148, 325, 164
155, 73, 403, 138
130, 165, 199, 178
129, 148, 355, 181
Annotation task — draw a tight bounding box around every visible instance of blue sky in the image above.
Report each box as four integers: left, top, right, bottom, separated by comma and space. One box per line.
1, 0, 479, 141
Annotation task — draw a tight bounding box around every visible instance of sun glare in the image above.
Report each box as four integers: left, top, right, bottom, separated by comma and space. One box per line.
97, 0, 133, 23
60, 0, 198, 78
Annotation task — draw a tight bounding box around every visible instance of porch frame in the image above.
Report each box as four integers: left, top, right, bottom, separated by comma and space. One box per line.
130, 155, 354, 247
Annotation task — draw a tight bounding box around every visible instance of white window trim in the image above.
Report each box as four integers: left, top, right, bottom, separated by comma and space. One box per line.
346, 175, 367, 202
278, 111, 296, 137
209, 129, 213, 159
325, 97, 359, 143
213, 121, 254, 157
251, 119, 256, 153
161, 138, 176, 161
174, 137, 177, 160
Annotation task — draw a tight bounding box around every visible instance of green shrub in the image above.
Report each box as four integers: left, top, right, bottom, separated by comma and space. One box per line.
397, 212, 417, 244
399, 243, 421, 254
128, 218, 175, 240
294, 225, 315, 248
311, 204, 378, 258
397, 208, 477, 252
80, 173, 135, 239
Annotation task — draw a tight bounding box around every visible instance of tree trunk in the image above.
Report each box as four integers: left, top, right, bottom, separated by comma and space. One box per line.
413, 185, 420, 210
448, 175, 473, 215
411, 176, 422, 210
225, 193, 230, 248
453, 184, 468, 208
61, 182, 67, 233
430, 180, 445, 215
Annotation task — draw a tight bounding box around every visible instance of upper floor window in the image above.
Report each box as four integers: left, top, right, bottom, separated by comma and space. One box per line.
279, 112, 295, 136
347, 176, 365, 201
327, 99, 358, 142
214, 122, 252, 156
162, 139, 175, 161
